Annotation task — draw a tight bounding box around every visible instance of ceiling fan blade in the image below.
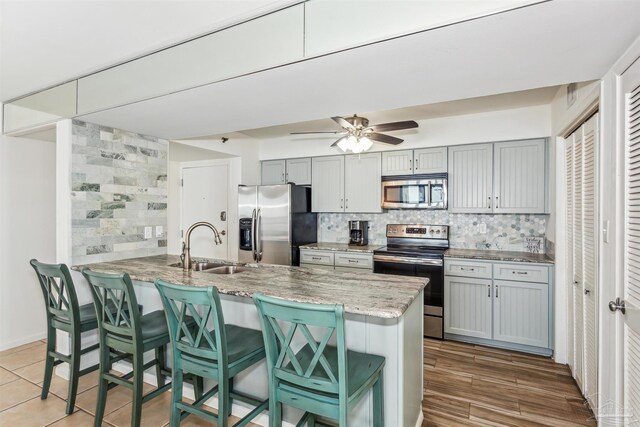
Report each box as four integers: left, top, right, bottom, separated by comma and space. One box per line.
369, 120, 418, 132
331, 136, 348, 147
368, 132, 404, 145
331, 116, 356, 130
290, 131, 344, 135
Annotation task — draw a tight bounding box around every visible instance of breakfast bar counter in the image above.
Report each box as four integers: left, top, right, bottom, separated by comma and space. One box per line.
71, 254, 426, 427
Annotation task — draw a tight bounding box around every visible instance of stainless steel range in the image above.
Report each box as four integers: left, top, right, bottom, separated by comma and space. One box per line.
373, 224, 449, 339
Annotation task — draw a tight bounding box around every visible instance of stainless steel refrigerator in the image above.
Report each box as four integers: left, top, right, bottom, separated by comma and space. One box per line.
238, 184, 317, 265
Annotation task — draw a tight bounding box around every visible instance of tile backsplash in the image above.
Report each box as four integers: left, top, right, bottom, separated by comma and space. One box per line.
319, 211, 548, 252
71, 120, 168, 264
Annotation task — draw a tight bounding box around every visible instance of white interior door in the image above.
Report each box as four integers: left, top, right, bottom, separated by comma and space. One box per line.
181, 162, 229, 260
573, 127, 585, 390
619, 58, 640, 425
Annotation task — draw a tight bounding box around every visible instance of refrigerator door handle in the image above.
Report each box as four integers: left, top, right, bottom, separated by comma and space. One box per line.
251, 208, 257, 261
256, 209, 263, 261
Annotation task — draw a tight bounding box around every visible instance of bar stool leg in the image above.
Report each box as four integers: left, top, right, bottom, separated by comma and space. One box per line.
131, 351, 144, 427
66, 333, 81, 414
41, 326, 56, 400
218, 376, 230, 427
155, 345, 166, 387
170, 365, 183, 427
373, 374, 384, 427
94, 347, 109, 427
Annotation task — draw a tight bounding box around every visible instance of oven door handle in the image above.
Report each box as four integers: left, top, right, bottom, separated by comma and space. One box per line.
373, 255, 443, 266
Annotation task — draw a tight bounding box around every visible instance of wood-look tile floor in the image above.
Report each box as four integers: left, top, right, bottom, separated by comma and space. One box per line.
422, 339, 596, 427
0, 339, 594, 426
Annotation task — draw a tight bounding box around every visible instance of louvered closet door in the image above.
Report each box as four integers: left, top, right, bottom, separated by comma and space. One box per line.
573, 126, 585, 390
566, 133, 576, 377
582, 113, 598, 409
623, 59, 640, 426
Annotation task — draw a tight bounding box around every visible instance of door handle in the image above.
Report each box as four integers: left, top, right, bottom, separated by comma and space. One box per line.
220, 230, 226, 236
256, 209, 262, 262
487, 284, 491, 298
251, 209, 257, 261
608, 298, 626, 314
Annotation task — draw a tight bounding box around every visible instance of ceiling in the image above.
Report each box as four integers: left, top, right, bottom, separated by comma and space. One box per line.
234, 86, 560, 139
2, 1, 639, 141
0, 0, 295, 101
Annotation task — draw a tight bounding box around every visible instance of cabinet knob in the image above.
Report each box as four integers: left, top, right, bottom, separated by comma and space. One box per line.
487, 284, 491, 298
488, 196, 491, 209
496, 196, 499, 209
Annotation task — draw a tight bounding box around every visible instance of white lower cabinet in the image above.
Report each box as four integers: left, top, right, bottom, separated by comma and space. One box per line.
444, 258, 552, 354
493, 280, 549, 348
300, 249, 373, 272
444, 276, 492, 339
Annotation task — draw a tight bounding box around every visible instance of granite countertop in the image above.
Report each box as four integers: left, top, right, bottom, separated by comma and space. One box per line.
299, 242, 382, 253
72, 255, 426, 318
444, 248, 555, 264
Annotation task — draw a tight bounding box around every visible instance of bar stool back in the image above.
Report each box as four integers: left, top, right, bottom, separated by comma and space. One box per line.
82, 268, 172, 427
155, 279, 268, 427
30, 259, 101, 414
253, 293, 385, 427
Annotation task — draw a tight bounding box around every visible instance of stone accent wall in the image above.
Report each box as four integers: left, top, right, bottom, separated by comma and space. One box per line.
71, 120, 168, 264
319, 211, 548, 253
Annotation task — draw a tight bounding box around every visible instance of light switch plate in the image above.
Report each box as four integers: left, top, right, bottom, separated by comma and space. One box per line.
144, 226, 152, 239
155, 225, 163, 238
479, 223, 487, 234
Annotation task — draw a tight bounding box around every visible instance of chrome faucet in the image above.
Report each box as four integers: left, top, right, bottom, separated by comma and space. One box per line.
181, 221, 223, 271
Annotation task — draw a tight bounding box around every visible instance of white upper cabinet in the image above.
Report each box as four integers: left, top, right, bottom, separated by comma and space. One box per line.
448, 144, 494, 213
382, 150, 413, 176
493, 139, 546, 213
382, 147, 447, 176
312, 156, 345, 213
285, 158, 312, 185
414, 147, 448, 174
449, 139, 547, 214
261, 160, 286, 185
261, 158, 312, 185
344, 152, 382, 213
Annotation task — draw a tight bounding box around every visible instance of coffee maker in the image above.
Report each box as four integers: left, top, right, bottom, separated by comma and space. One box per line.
348, 220, 369, 246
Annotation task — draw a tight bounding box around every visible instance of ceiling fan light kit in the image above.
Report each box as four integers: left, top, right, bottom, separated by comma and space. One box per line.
291, 114, 418, 154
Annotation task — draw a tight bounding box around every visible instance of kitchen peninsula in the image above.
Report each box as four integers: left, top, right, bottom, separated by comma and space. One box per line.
72, 254, 426, 427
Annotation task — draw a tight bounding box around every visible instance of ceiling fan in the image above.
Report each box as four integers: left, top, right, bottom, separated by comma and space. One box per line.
291, 115, 418, 153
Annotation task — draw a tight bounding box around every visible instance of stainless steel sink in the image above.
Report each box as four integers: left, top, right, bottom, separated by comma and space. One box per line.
205, 266, 249, 275
167, 261, 224, 271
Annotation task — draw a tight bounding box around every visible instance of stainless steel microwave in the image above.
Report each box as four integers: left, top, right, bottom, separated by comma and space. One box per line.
381, 174, 448, 209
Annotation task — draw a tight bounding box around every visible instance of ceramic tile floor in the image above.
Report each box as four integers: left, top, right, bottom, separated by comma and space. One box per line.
0, 340, 259, 427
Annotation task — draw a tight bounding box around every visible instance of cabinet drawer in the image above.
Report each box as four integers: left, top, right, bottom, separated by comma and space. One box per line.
334, 252, 373, 270
444, 259, 492, 279
300, 251, 334, 266
493, 263, 549, 283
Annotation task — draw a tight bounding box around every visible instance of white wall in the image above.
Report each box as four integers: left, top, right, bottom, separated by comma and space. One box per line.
259, 105, 552, 159
0, 114, 57, 350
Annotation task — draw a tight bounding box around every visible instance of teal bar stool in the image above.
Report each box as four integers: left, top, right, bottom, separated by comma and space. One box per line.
253, 293, 385, 427
154, 279, 268, 427
82, 268, 175, 427
30, 259, 102, 414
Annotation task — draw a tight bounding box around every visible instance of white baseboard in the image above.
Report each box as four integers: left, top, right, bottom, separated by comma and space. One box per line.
0, 332, 46, 352
415, 410, 424, 427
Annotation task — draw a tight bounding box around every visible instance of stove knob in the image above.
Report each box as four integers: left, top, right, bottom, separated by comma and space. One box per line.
436, 229, 441, 234
429, 229, 435, 234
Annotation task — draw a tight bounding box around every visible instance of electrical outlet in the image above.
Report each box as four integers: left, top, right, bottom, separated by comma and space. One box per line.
144, 226, 152, 239
155, 225, 163, 238
479, 223, 487, 234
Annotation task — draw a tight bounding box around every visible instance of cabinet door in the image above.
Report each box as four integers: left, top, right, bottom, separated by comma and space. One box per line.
261, 160, 286, 185
448, 144, 493, 213
493, 280, 549, 348
414, 147, 447, 174
312, 156, 345, 212
344, 152, 382, 213
444, 276, 492, 339
285, 158, 312, 185
494, 139, 546, 213
381, 150, 413, 176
